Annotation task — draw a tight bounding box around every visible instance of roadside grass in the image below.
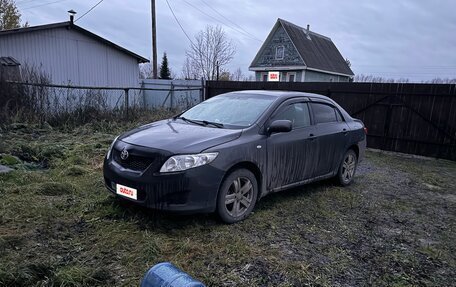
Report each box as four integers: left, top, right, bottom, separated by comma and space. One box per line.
0, 120, 455, 286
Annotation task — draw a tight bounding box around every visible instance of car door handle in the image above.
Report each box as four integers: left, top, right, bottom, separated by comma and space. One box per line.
308, 133, 316, 141
342, 128, 348, 135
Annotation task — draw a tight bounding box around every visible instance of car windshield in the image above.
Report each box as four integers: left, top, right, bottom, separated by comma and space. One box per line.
179, 93, 276, 128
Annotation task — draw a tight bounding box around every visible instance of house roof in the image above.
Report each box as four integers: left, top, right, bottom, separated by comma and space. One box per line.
0, 56, 20, 66
0, 22, 149, 63
250, 19, 353, 76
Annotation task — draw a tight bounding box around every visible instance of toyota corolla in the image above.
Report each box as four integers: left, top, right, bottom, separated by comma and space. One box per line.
103, 90, 366, 223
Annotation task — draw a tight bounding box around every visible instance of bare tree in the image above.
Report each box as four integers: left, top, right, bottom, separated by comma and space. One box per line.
231, 67, 244, 81
244, 74, 256, 81
219, 70, 231, 81
181, 57, 199, 80
354, 74, 410, 83
186, 25, 236, 80
139, 63, 152, 79
424, 78, 456, 84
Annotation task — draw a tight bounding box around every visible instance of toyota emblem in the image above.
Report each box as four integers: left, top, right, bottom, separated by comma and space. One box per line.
120, 148, 129, 160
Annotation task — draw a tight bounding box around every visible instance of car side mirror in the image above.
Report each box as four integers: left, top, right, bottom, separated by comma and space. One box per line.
268, 120, 292, 134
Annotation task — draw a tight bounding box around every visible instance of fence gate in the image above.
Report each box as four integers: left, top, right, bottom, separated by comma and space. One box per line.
205, 81, 456, 161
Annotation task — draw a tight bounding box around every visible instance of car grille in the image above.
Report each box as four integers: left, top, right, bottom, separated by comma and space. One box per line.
112, 149, 155, 172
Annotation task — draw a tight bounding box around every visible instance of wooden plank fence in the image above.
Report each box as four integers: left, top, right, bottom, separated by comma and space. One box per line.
205, 81, 456, 161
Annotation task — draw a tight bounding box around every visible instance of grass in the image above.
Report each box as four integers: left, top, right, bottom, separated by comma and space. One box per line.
0, 117, 455, 286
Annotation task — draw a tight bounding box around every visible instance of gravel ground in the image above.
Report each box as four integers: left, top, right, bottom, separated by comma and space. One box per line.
241, 151, 456, 286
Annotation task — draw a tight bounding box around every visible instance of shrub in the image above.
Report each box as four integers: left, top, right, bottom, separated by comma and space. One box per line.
65, 165, 87, 176
0, 154, 21, 166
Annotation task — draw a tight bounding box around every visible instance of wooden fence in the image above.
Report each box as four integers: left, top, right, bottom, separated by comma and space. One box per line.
205, 81, 456, 161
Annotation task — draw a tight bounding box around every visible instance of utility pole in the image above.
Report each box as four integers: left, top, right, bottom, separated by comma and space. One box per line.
151, 0, 158, 79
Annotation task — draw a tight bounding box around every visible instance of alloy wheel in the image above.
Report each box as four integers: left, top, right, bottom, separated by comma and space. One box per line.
224, 177, 254, 217
342, 153, 356, 183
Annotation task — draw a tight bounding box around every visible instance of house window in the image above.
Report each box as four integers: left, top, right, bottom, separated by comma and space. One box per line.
286, 72, 296, 82
275, 46, 284, 60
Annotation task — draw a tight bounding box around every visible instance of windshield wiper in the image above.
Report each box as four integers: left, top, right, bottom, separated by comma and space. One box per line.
175, 116, 224, 128
202, 120, 224, 128
174, 116, 205, 126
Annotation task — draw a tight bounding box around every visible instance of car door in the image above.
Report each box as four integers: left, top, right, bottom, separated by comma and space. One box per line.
309, 102, 350, 177
266, 101, 317, 190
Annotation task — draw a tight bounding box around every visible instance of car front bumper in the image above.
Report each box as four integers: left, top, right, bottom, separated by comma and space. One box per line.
103, 156, 225, 214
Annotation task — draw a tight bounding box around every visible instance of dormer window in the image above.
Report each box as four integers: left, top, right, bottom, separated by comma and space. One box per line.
275, 46, 284, 60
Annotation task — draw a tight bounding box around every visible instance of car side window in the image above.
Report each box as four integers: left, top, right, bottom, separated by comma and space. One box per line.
271, 103, 311, 129
311, 103, 338, 124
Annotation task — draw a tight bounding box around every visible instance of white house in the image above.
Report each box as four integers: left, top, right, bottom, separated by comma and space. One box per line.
249, 19, 354, 82
0, 19, 148, 87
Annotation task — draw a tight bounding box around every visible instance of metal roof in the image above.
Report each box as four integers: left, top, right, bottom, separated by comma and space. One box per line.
0, 22, 149, 63
0, 56, 20, 66
250, 19, 354, 76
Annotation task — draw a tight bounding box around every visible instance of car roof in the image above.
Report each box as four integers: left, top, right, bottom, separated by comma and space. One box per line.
228, 90, 330, 101
225, 90, 353, 121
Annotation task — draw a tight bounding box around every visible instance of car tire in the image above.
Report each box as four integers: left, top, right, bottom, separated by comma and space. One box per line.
337, 149, 358, 186
216, 169, 258, 224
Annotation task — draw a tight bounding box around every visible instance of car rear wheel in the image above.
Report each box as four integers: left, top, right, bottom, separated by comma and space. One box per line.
216, 169, 258, 223
337, 149, 358, 186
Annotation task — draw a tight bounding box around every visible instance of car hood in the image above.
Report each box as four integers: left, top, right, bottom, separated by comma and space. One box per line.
119, 119, 242, 154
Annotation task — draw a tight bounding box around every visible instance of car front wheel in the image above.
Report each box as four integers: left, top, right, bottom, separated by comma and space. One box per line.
337, 149, 358, 186
216, 169, 258, 224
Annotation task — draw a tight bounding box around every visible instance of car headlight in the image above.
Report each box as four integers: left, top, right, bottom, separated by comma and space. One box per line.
160, 152, 218, 173
106, 136, 119, 159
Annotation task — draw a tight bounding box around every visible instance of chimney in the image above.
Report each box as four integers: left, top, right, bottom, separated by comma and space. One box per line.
68, 10, 76, 24
306, 24, 312, 40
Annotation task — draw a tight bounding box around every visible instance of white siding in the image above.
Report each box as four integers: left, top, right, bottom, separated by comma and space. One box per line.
304, 70, 350, 82
0, 27, 141, 87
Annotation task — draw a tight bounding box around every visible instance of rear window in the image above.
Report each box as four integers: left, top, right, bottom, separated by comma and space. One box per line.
311, 103, 338, 124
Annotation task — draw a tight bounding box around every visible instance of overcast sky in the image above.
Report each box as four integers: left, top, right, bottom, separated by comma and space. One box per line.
18, 0, 456, 81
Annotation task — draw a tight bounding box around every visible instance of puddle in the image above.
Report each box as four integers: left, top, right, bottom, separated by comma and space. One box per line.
0, 153, 49, 171
0, 164, 13, 174
423, 183, 442, 191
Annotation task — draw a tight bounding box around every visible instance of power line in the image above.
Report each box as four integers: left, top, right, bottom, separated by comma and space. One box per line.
165, 0, 195, 47
199, 0, 262, 42
165, 0, 212, 78
181, 0, 262, 42
75, 0, 105, 22
16, 0, 39, 5
183, 0, 260, 42
20, 0, 68, 10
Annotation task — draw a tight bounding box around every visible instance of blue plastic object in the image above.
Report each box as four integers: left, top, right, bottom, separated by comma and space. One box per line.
141, 262, 206, 287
